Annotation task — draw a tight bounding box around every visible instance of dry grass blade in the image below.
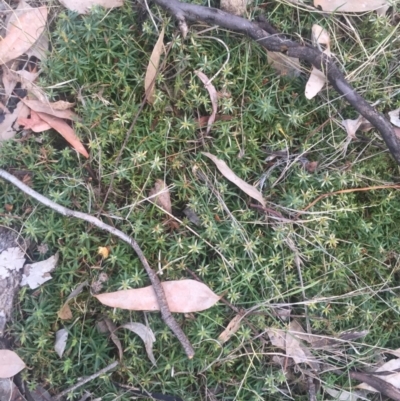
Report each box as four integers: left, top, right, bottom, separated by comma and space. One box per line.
145, 27, 165, 105
202, 152, 266, 207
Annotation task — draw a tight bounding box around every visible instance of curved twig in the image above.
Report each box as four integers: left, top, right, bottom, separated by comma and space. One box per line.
0, 169, 195, 359
151, 0, 400, 164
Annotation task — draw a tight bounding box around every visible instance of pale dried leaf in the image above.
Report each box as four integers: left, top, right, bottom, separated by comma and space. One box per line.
267, 52, 301, 77
145, 27, 165, 105
95, 279, 221, 313
389, 108, 400, 128
286, 321, 319, 370
54, 328, 68, 358
218, 314, 243, 344
21, 252, 59, 289
202, 152, 266, 207
51, 101, 76, 111
0, 101, 27, 141
149, 179, 172, 214
0, 350, 25, 378
314, 0, 389, 13
58, 303, 72, 320
324, 387, 365, 401
26, 29, 49, 61
220, 0, 246, 16
21, 99, 78, 121
305, 67, 326, 99
35, 112, 89, 158
58, 0, 123, 14
194, 71, 218, 134
121, 322, 156, 366
0, 247, 25, 280
17, 110, 52, 132
266, 328, 286, 349
312, 24, 331, 55
2, 67, 18, 97
0, 3, 48, 64
357, 358, 400, 392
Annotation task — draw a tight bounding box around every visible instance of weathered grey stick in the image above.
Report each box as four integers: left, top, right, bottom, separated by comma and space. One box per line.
0, 169, 195, 358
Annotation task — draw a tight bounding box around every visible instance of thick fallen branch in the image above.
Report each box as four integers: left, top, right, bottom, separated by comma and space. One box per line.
151, 0, 400, 165
0, 169, 195, 359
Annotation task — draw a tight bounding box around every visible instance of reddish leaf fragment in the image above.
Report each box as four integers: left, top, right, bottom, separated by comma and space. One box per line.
35, 112, 89, 158
17, 110, 52, 132
21, 99, 79, 121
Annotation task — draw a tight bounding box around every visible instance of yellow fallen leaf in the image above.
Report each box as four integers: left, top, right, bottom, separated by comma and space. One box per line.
98, 246, 110, 259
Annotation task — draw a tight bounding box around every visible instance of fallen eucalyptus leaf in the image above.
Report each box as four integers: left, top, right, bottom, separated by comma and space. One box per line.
202, 152, 266, 207
54, 328, 68, 358
0, 350, 25, 378
145, 27, 165, 104
314, 0, 389, 14
58, 0, 123, 14
194, 71, 218, 134
0, 247, 25, 280
357, 358, 400, 392
389, 108, 400, 128
121, 322, 156, 366
95, 279, 221, 313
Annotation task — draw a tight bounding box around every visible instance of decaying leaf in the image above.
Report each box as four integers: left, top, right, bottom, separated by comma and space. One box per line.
266, 328, 286, 349
324, 387, 365, 401
95, 279, 221, 313
194, 71, 218, 135
58, 280, 88, 319
218, 314, 244, 344
342, 115, 374, 139
21, 99, 78, 121
98, 246, 110, 259
58, 0, 123, 14
389, 108, 400, 128
0, 350, 25, 378
357, 358, 400, 392
34, 112, 89, 158
58, 303, 72, 320
220, 0, 246, 16
0, 2, 48, 64
314, 0, 389, 14
149, 179, 172, 214
0, 247, 25, 280
26, 30, 49, 61
121, 322, 156, 366
51, 100, 76, 111
267, 52, 301, 77
54, 328, 68, 358
202, 152, 266, 207
0, 101, 29, 142
305, 25, 331, 100
102, 318, 123, 361
21, 252, 59, 289
286, 320, 319, 370
145, 27, 165, 105
183, 206, 201, 226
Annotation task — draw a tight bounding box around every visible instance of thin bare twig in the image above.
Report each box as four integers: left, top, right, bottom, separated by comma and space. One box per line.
151, 0, 400, 164
0, 169, 195, 358
54, 361, 119, 400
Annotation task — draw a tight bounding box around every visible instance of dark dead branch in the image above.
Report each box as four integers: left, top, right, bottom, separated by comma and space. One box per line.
151, 0, 400, 165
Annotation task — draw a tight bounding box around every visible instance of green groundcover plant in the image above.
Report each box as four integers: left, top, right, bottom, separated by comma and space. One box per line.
1, 1, 400, 400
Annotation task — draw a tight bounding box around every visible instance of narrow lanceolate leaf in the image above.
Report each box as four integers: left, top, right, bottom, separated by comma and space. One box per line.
54, 329, 68, 358
95, 279, 221, 313
35, 112, 89, 158
149, 179, 172, 214
121, 323, 157, 366
194, 71, 218, 134
145, 27, 165, 105
21, 99, 79, 121
202, 152, 266, 207
0, 350, 26, 378
314, 0, 389, 13
0, 2, 48, 64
